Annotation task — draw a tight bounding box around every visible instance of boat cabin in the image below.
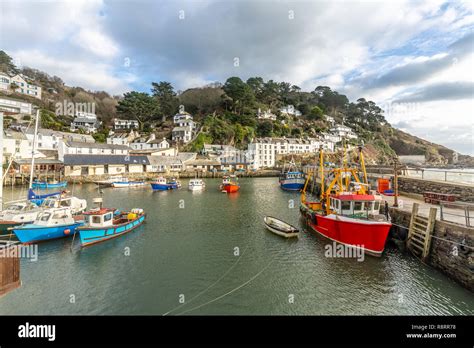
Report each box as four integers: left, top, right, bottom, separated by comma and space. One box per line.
35, 207, 75, 226
83, 208, 116, 227
4, 202, 38, 213
154, 177, 167, 184
281, 171, 304, 179
222, 175, 238, 184
329, 194, 382, 218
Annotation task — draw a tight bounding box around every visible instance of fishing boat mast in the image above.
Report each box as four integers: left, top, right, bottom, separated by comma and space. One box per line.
28, 110, 40, 189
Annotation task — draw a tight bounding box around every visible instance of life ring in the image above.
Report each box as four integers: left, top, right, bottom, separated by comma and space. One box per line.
64, 229, 71, 235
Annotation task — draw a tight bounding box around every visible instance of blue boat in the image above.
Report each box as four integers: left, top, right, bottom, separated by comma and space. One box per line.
150, 177, 181, 191
31, 180, 68, 190
27, 188, 62, 205
279, 171, 306, 191
77, 200, 146, 247
279, 159, 305, 191
13, 207, 84, 244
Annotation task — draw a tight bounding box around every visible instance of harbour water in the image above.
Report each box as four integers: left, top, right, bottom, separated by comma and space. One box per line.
0, 178, 472, 315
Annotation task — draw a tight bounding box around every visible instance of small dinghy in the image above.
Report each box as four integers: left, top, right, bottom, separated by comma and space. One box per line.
263, 216, 299, 238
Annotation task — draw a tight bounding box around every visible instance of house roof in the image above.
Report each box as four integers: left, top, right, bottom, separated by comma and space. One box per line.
64, 154, 149, 166
25, 128, 95, 143
177, 152, 197, 162
14, 158, 63, 165
4, 130, 27, 140
185, 159, 221, 166
66, 141, 129, 150
147, 156, 182, 166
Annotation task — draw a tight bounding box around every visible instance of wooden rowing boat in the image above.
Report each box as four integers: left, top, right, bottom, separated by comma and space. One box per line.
263, 216, 299, 238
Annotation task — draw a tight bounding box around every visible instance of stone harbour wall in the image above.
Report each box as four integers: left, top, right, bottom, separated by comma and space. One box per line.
390, 207, 473, 292
398, 177, 474, 202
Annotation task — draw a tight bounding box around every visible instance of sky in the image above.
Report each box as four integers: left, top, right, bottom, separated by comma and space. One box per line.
0, 0, 473, 155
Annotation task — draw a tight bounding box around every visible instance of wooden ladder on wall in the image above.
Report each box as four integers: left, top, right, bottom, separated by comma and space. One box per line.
407, 203, 437, 261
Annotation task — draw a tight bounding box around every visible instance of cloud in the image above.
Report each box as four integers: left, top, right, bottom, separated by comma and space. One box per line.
393, 81, 474, 103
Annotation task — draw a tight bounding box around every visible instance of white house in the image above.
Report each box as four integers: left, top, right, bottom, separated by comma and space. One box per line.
25, 128, 95, 152
58, 141, 129, 161
0, 73, 42, 99
0, 96, 33, 115
247, 139, 276, 170
130, 133, 170, 150
113, 118, 139, 130
172, 112, 196, 144
325, 115, 335, 124
70, 111, 100, 133
2, 129, 34, 162
107, 130, 138, 146
257, 108, 277, 121
330, 124, 358, 139
280, 105, 302, 117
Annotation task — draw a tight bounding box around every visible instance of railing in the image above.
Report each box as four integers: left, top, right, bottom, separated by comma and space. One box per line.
439, 201, 474, 227
406, 168, 474, 184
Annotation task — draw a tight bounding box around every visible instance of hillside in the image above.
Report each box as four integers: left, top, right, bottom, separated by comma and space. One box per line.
1, 50, 471, 166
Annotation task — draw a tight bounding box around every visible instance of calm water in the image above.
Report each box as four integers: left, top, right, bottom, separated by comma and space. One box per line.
0, 178, 473, 315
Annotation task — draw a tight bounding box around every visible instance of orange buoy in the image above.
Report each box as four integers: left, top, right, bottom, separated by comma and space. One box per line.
64, 229, 71, 235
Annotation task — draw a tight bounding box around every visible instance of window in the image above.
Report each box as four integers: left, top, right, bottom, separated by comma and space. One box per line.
341, 201, 351, 211
354, 202, 363, 211
374, 202, 380, 211
39, 212, 51, 222
92, 216, 101, 224
104, 213, 112, 222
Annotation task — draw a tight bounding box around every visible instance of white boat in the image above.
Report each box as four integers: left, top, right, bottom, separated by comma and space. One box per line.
111, 178, 145, 188
263, 216, 299, 238
188, 179, 205, 191
41, 195, 87, 215
0, 201, 43, 233
94, 176, 127, 187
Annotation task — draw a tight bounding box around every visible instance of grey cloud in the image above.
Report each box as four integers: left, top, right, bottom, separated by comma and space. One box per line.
393, 81, 474, 103
354, 32, 474, 90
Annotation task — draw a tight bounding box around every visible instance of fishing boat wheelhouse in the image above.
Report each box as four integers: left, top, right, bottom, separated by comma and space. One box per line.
150, 177, 181, 191
300, 146, 392, 256
188, 178, 205, 191
279, 159, 305, 191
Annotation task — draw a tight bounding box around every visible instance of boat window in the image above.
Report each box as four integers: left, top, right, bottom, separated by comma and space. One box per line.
92, 216, 101, 224
60, 200, 71, 207
39, 212, 51, 221
354, 202, 363, 211
374, 201, 380, 211
8, 204, 23, 211
104, 213, 112, 222
341, 201, 351, 211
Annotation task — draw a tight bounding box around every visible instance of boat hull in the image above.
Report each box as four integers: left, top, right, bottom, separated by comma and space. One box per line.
188, 185, 204, 191
151, 183, 179, 191
31, 181, 68, 189
221, 184, 239, 193
13, 222, 84, 244
279, 181, 305, 191
305, 213, 391, 256
78, 214, 146, 247
111, 181, 145, 188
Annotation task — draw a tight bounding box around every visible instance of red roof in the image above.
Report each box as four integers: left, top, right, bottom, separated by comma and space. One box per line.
331, 194, 375, 201
83, 208, 115, 215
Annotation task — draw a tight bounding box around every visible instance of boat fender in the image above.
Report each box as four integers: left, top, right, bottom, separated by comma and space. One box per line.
64, 229, 71, 235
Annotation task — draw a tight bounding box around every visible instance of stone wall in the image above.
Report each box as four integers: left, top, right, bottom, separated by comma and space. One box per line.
398, 176, 474, 202
390, 207, 473, 292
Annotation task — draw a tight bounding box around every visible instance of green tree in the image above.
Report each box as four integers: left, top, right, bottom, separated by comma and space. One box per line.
151, 81, 178, 120
223, 77, 254, 115
308, 105, 324, 121
0, 51, 18, 74
256, 121, 273, 137
116, 92, 160, 130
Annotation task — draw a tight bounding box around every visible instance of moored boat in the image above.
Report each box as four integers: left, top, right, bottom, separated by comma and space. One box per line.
12, 207, 84, 244
220, 175, 240, 193
279, 159, 305, 191
111, 178, 145, 188
31, 180, 68, 189
263, 216, 299, 238
188, 178, 205, 191
0, 201, 43, 234
150, 177, 181, 191
76, 198, 146, 247
300, 145, 392, 256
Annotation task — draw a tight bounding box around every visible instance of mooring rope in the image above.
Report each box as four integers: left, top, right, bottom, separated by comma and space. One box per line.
162, 240, 251, 316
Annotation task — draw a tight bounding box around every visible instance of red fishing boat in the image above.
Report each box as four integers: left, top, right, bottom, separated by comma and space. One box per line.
220, 175, 240, 193
300, 146, 391, 256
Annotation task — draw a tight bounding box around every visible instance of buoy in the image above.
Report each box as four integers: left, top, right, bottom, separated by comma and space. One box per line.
64, 229, 71, 235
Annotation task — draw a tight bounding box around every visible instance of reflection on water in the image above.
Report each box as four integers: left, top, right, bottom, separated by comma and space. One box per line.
0, 178, 473, 315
